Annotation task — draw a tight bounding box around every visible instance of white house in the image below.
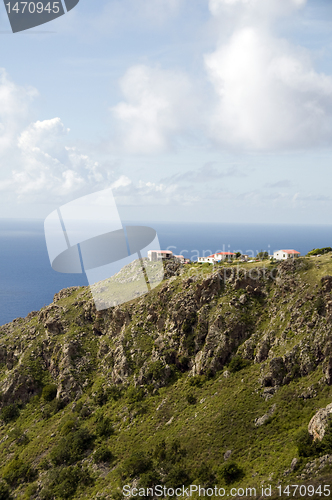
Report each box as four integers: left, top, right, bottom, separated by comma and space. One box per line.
273, 249, 300, 260
198, 252, 235, 263
148, 250, 173, 261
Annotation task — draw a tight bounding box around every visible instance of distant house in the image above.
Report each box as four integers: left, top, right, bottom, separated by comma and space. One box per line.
273, 249, 300, 260
174, 255, 191, 263
148, 250, 173, 261
198, 252, 235, 264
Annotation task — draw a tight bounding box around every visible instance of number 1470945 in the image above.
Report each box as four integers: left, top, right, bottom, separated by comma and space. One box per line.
5, 2, 60, 14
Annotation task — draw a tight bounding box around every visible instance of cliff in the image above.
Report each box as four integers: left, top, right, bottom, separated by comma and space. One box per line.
0, 256, 332, 499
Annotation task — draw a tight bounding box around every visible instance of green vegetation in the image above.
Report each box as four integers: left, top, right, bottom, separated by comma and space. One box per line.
0, 404, 19, 424
307, 247, 332, 256
2, 256, 332, 498
42, 384, 57, 402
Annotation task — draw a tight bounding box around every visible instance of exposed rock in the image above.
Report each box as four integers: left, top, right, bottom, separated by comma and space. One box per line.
53, 287, 81, 302
255, 404, 277, 427
224, 450, 232, 461
308, 403, 332, 440
290, 458, 298, 471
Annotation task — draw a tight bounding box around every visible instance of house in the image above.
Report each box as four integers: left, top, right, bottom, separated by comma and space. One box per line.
174, 255, 191, 263
198, 255, 216, 264
198, 252, 235, 264
214, 252, 236, 261
148, 250, 173, 261
273, 249, 300, 260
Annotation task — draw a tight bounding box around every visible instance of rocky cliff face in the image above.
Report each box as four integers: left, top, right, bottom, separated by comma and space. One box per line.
0, 258, 331, 411
1, 256, 332, 499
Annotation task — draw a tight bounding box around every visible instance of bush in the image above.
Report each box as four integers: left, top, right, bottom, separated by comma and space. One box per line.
127, 387, 145, 404
296, 429, 319, 457
60, 419, 77, 436
122, 452, 152, 478
164, 464, 190, 488
41, 465, 94, 500
50, 428, 94, 466
138, 469, 161, 489
186, 393, 197, 405
315, 297, 325, 315
2, 457, 36, 486
0, 482, 11, 500
94, 387, 108, 407
219, 461, 244, 485
93, 444, 114, 464
0, 404, 19, 424
153, 439, 186, 466
146, 360, 165, 381
188, 375, 205, 387
95, 416, 114, 438
195, 464, 216, 487
307, 247, 332, 256
228, 356, 250, 373
42, 384, 57, 402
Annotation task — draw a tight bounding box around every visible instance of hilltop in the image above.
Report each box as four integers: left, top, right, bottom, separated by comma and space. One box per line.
1, 256, 332, 499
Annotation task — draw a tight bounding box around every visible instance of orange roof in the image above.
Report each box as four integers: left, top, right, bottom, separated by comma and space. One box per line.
215, 252, 236, 255
281, 249, 300, 254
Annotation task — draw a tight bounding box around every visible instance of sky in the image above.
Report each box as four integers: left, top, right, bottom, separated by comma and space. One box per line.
0, 0, 332, 224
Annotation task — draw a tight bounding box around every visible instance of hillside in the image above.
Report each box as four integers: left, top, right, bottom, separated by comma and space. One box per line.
1, 256, 332, 499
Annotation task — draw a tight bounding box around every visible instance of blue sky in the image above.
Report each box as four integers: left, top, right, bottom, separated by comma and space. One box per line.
1, 0, 332, 224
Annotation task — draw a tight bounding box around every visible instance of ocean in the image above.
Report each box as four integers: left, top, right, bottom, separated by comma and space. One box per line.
0, 218, 331, 326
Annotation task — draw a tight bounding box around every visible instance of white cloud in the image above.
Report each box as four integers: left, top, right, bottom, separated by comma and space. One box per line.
0, 116, 122, 203
0, 69, 37, 156
204, 22, 332, 150
111, 64, 198, 154
209, 0, 306, 19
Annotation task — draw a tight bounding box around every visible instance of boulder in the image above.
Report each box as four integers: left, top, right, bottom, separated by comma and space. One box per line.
308, 403, 332, 440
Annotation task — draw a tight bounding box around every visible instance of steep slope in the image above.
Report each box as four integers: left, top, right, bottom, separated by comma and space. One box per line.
0, 257, 332, 499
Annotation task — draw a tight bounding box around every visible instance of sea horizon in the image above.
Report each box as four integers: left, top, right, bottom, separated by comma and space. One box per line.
0, 218, 331, 326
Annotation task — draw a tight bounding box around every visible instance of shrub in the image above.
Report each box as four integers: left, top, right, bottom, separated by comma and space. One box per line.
95, 416, 114, 438
138, 469, 161, 489
127, 387, 145, 404
2, 457, 36, 486
108, 385, 122, 401
296, 429, 319, 457
228, 356, 250, 373
164, 464, 190, 488
186, 393, 197, 405
219, 461, 244, 485
94, 387, 108, 407
41, 465, 94, 500
122, 452, 152, 478
146, 360, 164, 381
315, 297, 325, 315
0, 404, 19, 424
188, 375, 205, 387
50, 428, 94, 466
195, 464, 216, 487
307, 247, 332, 256
153, 439, 186, 466
93, 444, 114, 464
0, 482, 11, 500
42, 384, 57, 402
60, 419, 78, 436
